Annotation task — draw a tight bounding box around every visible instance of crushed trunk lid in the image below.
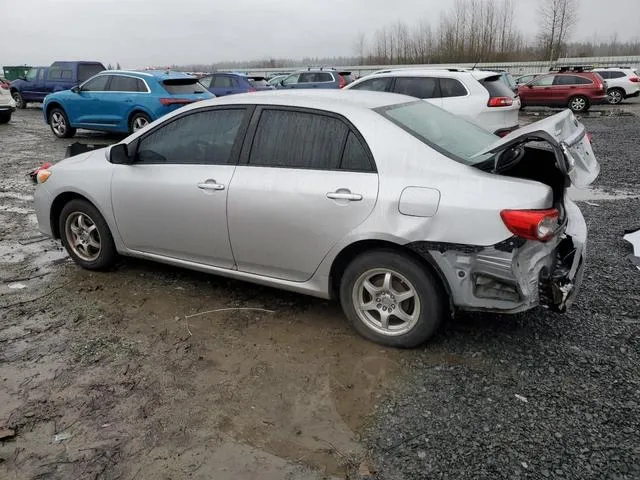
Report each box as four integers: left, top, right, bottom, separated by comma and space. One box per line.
474, 110, 600, 188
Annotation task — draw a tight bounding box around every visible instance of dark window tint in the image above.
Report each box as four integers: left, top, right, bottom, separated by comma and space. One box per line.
48, 68, 73, 81
298, 72, 315, 83
82, 75, 109, 91
595, 71, 611, 79
555, 75, 593, 85
440, 78, 468, 97
249, 110, 348, 170
349, 77, 392, 92
162, 78, 208, 94
393, 77, 439, 99
137, 109, 245, 165
608, 71, 626, 79
316, 72, 334, 82
78, 64, 105, 82
109, 75, 144, 92
479, 75, 514, 97
212, 76, 234, 88
340, 133, 372, 171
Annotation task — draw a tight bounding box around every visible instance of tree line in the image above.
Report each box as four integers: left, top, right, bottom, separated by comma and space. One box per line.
175, 0, 639, 71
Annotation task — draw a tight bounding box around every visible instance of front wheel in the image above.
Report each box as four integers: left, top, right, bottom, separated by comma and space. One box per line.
49, 108, 76, 138
59, 199, 117, 270
568, 95, 589, 113
12, 91, 26, 109
339, 250, 445, 348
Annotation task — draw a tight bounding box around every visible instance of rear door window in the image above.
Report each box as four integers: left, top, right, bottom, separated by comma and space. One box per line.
298, 72, 315, 83
340, 132, 373, 172
316, 72, 334, 82
531, 75, 555, 86
248, 109, 348, 170
595, 71, 611, 79
479, 75, 514, 97
393, 77, 439, 99
48, 68, 73, 81
608, 71, 626, 79
109, 75, 143, 92
212, 76, 234, 88
162, 78, 208, 94
440, 78, 468, 97
78, 64, 105, 82
554, 75, 592, 85
348, 77, 392, 92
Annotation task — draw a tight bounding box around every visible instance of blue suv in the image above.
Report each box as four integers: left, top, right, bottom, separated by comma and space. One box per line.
199, 72, 275, 96
42, 70, 214, 138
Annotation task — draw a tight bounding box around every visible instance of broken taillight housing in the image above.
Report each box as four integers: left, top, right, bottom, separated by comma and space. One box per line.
500, 208, 560, 242
487, 96, 513, 107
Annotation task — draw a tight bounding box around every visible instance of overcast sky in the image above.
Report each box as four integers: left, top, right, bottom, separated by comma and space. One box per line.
2, 0, 639, 67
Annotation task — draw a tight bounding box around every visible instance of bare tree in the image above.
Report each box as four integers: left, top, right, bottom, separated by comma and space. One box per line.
537, 0, 580, 61
353, 33, 367, 65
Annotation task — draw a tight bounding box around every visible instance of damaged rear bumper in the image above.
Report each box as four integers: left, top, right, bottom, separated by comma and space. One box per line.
410, 199, 587, 314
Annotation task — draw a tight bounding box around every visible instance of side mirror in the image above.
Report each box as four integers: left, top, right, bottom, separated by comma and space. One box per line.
109, 143, 131, 165
71, 85, 80, 93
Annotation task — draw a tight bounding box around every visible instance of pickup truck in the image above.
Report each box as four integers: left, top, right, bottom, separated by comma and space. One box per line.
10, 61, 105, 109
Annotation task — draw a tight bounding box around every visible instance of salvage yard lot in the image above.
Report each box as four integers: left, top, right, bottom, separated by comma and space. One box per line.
1, 104, 639, 479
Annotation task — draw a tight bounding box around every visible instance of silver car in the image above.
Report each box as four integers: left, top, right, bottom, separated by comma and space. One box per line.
33, 90, 599, 347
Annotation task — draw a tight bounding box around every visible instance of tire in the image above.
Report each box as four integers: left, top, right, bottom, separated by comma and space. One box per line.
0, 112, 10, 124
59, 199, 117, 270
568, 95, 589, 113
129, 112, 151, 134
607, 88, 624, 105
48, 107, 76, 138
339, 249, 445, 348
11, 91, 26, 109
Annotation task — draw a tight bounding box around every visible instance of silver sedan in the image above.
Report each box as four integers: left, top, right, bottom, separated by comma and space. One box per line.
33, 90, 599, 347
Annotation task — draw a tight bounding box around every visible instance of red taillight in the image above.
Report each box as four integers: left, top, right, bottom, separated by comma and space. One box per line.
488, 96, 513, 107
0, 83, 8, 90
586, 132, 593, 143
338, 75, 346, 89
159, 98, 194, 106
500, 208, 560, 242
630, 77, 640, 83
248, 87, 256, 93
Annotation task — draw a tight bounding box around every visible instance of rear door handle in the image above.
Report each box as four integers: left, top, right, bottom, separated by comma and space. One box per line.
327, 191, 362, 201
197, 181, 225, 191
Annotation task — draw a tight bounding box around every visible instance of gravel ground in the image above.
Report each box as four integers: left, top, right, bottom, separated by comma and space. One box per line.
363, 114, 640, 479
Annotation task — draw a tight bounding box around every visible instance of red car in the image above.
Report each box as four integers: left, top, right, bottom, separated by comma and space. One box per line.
518, 72, 607, 113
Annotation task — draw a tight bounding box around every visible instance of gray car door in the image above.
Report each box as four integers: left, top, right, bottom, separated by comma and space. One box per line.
111, 107, 249, 267
227, 107, 379, 282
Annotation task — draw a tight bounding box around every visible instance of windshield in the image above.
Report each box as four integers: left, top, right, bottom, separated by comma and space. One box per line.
376, 101, 497, 165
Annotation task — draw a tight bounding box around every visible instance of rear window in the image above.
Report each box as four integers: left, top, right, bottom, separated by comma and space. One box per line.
48, 68, 73, 81
440, 78, 468, 97
377, 100, 497, 166
78, 64, 105, 82
162, 78, 208, 94
480, 75, 515, 97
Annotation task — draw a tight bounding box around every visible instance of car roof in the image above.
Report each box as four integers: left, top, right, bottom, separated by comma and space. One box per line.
99, 70, 195, 80
180, 90, 414, 113
355, 68, 497, 81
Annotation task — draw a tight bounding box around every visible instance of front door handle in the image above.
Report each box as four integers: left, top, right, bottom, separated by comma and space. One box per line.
327, 191, 362, 201
197, 180, 225, 191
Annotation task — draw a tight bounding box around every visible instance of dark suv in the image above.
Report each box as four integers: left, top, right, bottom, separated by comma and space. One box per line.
518, 72, 607, 112
275, 68, 353, 89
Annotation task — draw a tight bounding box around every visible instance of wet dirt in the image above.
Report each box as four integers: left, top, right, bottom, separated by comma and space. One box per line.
0, 108, 407, 479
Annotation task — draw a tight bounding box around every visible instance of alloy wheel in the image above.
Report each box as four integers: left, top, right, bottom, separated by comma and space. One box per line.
51, 112, 67, 136
608, 90, 623, 105
570, 97, 587, 111
132, 116, 149, 131
352, 268, 421, 336
65, 212, 102, 262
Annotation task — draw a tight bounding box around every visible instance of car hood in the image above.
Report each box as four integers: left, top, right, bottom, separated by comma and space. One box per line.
53, 147, 108, 169
474, 110, 600, 188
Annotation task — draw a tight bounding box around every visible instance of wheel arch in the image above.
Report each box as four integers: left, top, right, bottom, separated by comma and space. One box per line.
328, 239, 454, 314
50, 191, 103, 239
127, 108, 153, 129
45, 101, 66, 123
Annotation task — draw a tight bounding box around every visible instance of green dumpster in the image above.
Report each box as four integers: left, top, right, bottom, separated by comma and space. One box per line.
2, 66, 31, 81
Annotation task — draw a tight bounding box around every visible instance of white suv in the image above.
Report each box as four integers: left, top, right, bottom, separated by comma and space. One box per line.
0, 79, 16, 124
593, 68, 640, 104
345, 68, 520, 136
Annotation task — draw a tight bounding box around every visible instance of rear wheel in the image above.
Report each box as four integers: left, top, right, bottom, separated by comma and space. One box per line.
49, 108, 76, 138
0, 112, 10, 124
568, 95, 589, 113
59, 199, 117, 270
129, 112, 150, 134
607, 88, 624, 105
11, 91, 26, 109
339, 250, 445, 348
